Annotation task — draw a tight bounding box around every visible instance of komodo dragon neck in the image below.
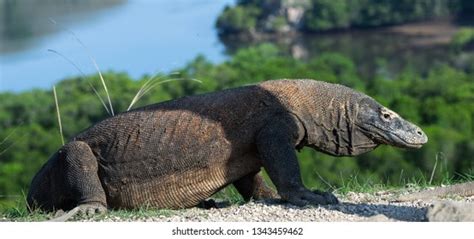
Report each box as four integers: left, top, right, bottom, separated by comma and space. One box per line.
260, 80, 377, 156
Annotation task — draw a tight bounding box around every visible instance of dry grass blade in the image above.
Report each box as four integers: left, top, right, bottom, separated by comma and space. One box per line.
127, 72, 162, 111
429, 153, 441, 185
315, 171, 337, 191
0, 129, 28, 157
89, 57, 114, 116
0, 143, 15, 157
0, 128, 19, 157
0, 124, 21, 147
53, 86, 65, 145
399, 169, 404, 185
88, 82, 111, 115
0, 122, 24, 157
64, 28, 114, 116
127, 77, 202, 111
143, 78, 203, 98
47, 49, 111, 115
49, 18, 114, 115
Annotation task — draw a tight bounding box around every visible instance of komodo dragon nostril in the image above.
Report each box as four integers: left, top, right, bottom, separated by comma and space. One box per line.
417, 130, 423, 136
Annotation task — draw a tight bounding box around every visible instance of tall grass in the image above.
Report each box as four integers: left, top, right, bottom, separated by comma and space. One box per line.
127, 75, 202, 111
49, 18, 114, 115
0, 125, 22, 156
48, 49, 112, 115
52, 86, 64, 145
48, 19, 202, 114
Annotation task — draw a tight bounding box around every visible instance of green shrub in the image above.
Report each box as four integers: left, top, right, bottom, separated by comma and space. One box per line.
304, 0, 351, 31
216, 5, 260, 34
451, 27, 474, 51
1, 44, 473, 202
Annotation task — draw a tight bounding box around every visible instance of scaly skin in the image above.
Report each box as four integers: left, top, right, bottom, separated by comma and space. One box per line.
27, 79, 428, 212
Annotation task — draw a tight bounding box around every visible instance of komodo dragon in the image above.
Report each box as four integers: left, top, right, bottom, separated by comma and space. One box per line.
27, 79, 428, 213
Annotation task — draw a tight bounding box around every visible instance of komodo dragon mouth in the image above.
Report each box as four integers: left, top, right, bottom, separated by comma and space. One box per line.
370, 123, 427, 148
360, 117, 428, 149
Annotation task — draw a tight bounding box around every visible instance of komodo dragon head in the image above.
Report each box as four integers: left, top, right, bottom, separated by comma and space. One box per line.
354, 97, 428, 150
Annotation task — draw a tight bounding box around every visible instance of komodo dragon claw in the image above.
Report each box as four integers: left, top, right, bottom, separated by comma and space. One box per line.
48, 203, 107, 222
312, 190, 340, 204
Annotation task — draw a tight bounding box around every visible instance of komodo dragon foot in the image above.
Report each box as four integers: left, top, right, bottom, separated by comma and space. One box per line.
197, 199, 219, 209
49, 203, 107, 222
281, 188, 339, 207
313, 189, 339, 204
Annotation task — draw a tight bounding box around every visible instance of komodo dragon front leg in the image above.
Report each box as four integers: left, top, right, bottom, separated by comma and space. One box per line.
255, 113, 339, 206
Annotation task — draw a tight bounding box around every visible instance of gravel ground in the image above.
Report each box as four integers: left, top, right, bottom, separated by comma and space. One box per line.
78, 191, 474, 222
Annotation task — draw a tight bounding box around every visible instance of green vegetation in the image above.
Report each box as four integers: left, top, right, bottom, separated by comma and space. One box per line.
304, 0, 352, 31
335, 0, 451, 28
216, 5, 261, 34
216, 0, 471, 34
451, 27, 474, 51
1, 43, 473, 213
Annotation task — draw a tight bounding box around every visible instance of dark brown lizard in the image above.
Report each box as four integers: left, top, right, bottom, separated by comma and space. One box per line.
27, 79, 428, 213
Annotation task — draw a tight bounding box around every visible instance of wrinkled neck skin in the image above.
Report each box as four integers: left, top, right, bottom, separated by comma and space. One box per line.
273, 80, 379, 156
302, 97, 378, 157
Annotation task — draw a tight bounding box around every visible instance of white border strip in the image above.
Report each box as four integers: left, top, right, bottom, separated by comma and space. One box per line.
1, 222, 472, 239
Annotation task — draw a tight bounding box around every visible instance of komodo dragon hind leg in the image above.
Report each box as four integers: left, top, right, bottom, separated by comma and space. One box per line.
233, 172, 279, 201
58, 141, 107, 213
197, 199, 219, 209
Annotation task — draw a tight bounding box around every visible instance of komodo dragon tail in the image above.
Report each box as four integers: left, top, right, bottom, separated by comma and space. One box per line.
394, 181, 474, 202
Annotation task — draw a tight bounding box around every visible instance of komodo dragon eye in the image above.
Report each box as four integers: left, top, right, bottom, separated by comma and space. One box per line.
380, 108, 397, 122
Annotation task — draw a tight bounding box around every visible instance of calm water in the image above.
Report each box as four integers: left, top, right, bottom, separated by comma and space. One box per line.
0, 0, 462, 92
220, 19, 460, 79
0, 0, 233, 92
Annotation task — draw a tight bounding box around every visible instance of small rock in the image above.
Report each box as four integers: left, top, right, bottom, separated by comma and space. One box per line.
362, 214, 396, 222
427, 201, 474, 222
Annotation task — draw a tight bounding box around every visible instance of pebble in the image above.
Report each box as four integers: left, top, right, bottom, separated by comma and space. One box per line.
71, 193, 474, 222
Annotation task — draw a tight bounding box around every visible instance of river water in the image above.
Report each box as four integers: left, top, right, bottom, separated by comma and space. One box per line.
0, 0, 462, 92
0, 0, 233, 92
